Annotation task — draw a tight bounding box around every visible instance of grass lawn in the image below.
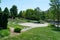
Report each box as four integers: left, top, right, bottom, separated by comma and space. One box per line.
1, 27, 60, 40
0, 29, 10, 39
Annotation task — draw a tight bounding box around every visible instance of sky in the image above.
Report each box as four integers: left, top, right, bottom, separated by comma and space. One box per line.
0, 0, 50, 12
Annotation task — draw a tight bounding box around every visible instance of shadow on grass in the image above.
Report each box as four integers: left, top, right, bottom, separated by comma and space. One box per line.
51, 27, 60, 32
48, 24, 60, 32
49, 26, 60, 32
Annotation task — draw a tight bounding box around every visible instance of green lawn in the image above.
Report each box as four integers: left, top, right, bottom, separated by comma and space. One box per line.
0, 29, 10, 39
1, 27, 60, 40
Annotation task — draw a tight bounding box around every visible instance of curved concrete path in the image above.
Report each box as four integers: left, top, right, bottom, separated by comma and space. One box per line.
18, 23, 49, 32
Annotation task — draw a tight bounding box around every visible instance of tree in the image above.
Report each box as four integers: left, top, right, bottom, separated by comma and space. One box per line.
0, 0, 1, 3
44, 10, 49, 20
2, 7, 9, 29
41, 11, 45, 20
47, 8, 55, 21
34, 7, 41, 21
25, 7, 41, 21
3, 7, 9, 15
0, 7, 2, 12
0, 7, 8, 29
18, 11, 23, 18
0, 7, 2, 28
50, 0, 60, 27
22, 11, 26, 18
25, 9, 34, 20
10, 5, 18, 19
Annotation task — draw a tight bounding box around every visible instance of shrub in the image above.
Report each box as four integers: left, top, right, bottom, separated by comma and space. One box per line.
48, 24, 56, 28
39, 20, 45, 24
27, 20, 30, 22
0, 29, 10, 38
7, 27, 10, 31
0, 10, 8, 29
14, 27, 21, 33
0, 27, 2, 30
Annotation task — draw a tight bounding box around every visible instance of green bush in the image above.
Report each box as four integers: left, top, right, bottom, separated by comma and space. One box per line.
0, 29, 10, 38
48, 24, 55, 27
0, 27, 2, 30
14, 27, 21, 33
27, 20, 31, 22
39, 20, 45, 24
7, 27, 10, 31
0, 8, 8, 29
